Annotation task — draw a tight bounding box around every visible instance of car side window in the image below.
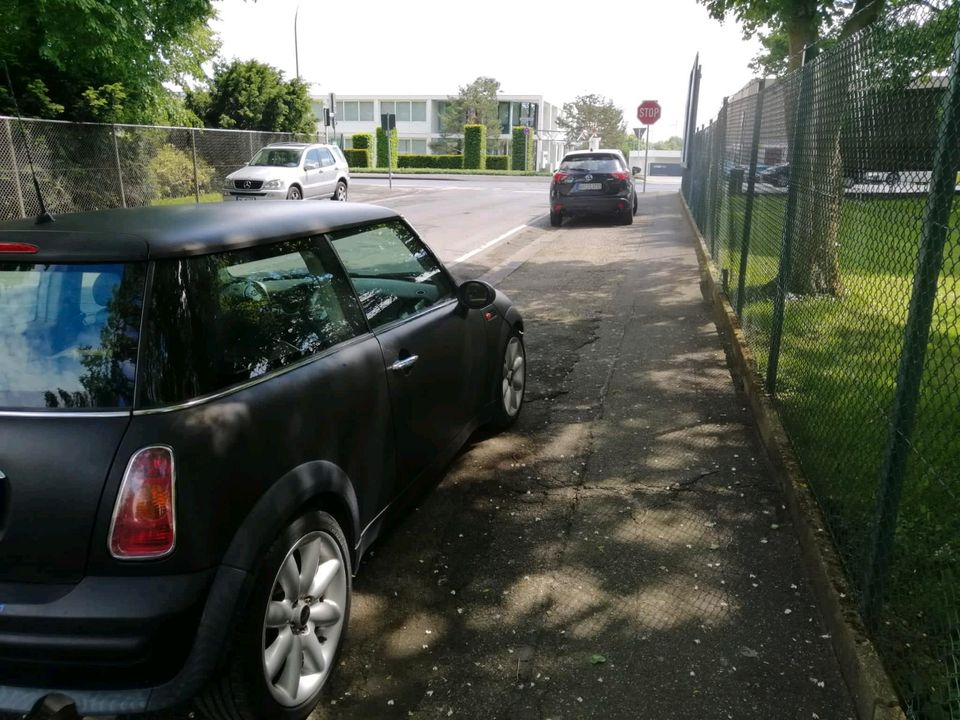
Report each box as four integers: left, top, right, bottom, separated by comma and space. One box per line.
305, 149, 321, 167
140, 237, 367, 406
329, 220, 454, 330
317, 148, 335, 168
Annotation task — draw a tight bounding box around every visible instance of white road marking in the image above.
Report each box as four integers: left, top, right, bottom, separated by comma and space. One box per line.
449, 215, 548, 267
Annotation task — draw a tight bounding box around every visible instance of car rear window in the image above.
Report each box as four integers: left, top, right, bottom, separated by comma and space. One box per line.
560, 154, 624, 173
0, 262, 146, 409
139, 237, 366, 407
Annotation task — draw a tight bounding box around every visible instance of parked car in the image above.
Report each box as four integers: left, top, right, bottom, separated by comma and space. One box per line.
0, 201, 525, 719
757, 163, 858, 189
549, 149, 637, 227
223, 142, 350, 202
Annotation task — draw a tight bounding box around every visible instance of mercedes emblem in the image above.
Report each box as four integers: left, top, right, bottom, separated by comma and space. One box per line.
243, 180, 252, 189
585, 174, 593, 182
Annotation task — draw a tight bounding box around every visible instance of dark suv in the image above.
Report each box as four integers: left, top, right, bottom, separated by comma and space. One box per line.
0, 201, 526, 719
549, 149, 638, 227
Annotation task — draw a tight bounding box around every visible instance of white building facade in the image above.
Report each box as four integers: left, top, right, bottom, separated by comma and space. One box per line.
312, 94, 565, 171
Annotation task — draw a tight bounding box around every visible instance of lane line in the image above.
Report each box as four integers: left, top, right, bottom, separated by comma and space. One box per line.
449, 214, 548, 267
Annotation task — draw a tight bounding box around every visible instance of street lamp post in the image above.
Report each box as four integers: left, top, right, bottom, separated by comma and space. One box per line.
294, 5, 300, 80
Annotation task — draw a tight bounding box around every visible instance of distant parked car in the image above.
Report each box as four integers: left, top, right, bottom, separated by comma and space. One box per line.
757, 163, 857, 189
0, 201, 525, 719
223, 142, 350, 202
549, 149, 637, 227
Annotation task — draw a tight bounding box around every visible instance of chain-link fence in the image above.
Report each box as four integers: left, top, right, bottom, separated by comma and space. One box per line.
684, 4, 960, 718
0, 117, 320, 220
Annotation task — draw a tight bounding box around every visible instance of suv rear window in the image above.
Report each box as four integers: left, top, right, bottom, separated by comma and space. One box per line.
560, 154, 624, 172
0, 262, 145, 409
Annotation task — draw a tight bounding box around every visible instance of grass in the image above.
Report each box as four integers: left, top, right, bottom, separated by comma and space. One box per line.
150, 192, 223, 206
707, 191, 960, 718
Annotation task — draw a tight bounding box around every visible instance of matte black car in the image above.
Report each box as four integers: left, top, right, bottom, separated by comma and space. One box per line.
549, 150, 638, 227
0, 201, 526, 719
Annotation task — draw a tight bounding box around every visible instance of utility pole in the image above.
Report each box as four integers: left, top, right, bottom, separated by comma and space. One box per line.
294, 5, 300, 80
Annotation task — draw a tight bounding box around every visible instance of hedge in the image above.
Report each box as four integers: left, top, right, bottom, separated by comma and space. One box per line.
344, 148, 370, 168
463, 124, 486, 170
485, 155, 509, 170
511, 126, 534, 172
351, 133, 373, 151
397, 154, 463, 169
375, 127, 398, 167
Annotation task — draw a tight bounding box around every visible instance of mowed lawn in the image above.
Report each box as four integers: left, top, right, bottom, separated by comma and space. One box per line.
713, 192, 960, 717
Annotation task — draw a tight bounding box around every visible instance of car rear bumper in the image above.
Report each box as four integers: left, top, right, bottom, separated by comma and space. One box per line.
0, 565, 247, 715
553, 193, 632, 214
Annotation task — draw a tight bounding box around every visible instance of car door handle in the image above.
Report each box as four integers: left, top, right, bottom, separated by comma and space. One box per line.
389, 355, 419, 372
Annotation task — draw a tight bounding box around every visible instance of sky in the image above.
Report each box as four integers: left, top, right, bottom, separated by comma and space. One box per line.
210, 0, 762, 142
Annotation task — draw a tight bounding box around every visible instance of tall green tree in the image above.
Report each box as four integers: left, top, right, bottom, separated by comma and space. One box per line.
0, 0, 218, 123
557, 95, 627, 150
438, 77, 502, 152
186, 60, 316, 134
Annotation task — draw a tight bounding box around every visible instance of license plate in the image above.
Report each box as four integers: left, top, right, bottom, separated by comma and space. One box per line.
235, 195, 257, 201
576, 183, 602, 190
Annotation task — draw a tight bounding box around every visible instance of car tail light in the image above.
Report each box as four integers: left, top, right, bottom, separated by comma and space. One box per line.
553, 171, 569, 183
109, 446, 176, 559
0, 242, 38, 254
611, 171, 630, 181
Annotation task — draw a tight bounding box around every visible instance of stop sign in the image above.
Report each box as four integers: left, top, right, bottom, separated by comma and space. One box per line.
637, 100, 661, 125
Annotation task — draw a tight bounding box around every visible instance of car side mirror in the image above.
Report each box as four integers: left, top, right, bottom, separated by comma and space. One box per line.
304, 162, 319, 171
458, 280, 496, 310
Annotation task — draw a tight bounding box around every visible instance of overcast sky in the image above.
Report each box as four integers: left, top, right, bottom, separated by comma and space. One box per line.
211, 0, 761, 141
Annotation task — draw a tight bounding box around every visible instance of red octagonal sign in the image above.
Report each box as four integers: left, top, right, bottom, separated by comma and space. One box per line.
637, 100, 661, 125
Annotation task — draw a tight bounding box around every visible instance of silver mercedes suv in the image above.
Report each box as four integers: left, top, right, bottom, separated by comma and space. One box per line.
223, 142, 350, 202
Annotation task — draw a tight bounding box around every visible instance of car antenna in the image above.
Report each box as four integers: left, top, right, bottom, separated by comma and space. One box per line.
2, 61, 54, 224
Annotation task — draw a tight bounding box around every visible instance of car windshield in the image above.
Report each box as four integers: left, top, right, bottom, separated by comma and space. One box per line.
249, 148, 303, 167
0, 262, 146, 409
560, 155, 624, 173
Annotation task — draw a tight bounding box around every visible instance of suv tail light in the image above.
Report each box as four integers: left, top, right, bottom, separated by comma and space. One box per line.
553, 171, 569, 183
611, 171, 630, 181
109, 446, 176, 559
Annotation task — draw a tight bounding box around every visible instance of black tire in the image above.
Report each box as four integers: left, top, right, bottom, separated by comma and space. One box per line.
886, 172, 900, 185
196, 511, 352, 720
489, 328, 526, 431
633, 193, 638, 215
843, 176, 856, 189
286, 186, 303, 200
620, 207, 634, 225
332, 180, 348, 201
550, 210, 562, 227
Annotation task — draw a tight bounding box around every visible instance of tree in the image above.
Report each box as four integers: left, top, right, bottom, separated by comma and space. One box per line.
697, 0, 954, 295
557, 95, 627, 150
0, 0, 218, 124
652, 136, 684, 150
186, 60, 316, 134
439, 77, 502, 153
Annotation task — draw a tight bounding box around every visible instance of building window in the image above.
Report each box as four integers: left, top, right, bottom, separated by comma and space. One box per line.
499, 102, 511, 135
398, 139, 427, 154
335, 101, 374, 123
380, 101, 427, 123
511, 101, 538, 129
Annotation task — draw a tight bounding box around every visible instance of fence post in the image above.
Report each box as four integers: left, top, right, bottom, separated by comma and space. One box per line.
736, 79, 766, 318
708, 100, 728, 258
862, 14, 960, 626
703, 119, 715, 239
3, 118, 26, 219
190, 129, 201, 204
112, 124, 127, 208
766, 46, 818, 394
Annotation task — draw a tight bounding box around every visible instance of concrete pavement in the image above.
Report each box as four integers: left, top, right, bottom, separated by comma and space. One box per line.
319, 191, 856, 719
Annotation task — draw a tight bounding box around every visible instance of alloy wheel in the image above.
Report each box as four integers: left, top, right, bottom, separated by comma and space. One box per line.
261, 531, 347, 707
502, 336, 525, 417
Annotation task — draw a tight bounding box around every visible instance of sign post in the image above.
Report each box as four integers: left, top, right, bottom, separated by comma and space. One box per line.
381, 113, 397, 188
637, 100, 662, 193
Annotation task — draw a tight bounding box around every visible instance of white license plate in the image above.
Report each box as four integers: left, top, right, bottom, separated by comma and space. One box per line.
234, 195, 258, 201
576, 183, 602, 190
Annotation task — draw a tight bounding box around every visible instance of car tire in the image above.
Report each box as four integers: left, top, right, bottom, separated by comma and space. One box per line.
332, 180, 348, 201
286, 186, 303, 200
620, 207, 634, 225
633, 193, 638, 215
196, 511, 351, 720
843, 176, 856, 189
550, 210, 562, 227
488, 329, 526, 431
886, 172, 900, 185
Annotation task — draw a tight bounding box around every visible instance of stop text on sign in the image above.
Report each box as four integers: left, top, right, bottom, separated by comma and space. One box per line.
637, 100, 661, 125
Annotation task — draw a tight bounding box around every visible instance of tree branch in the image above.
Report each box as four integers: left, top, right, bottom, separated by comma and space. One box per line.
839, 0, 886, 39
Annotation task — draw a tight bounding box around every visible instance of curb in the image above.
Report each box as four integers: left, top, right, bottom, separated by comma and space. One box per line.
678, 197, 906, 720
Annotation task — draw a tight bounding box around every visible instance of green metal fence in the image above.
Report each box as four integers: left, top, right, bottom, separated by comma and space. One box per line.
683, 4, 960, 718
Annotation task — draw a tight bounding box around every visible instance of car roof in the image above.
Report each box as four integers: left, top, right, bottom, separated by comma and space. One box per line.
0, 202, 399, 262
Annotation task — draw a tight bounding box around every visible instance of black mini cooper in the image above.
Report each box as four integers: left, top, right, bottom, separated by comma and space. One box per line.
0, 201, 525, 719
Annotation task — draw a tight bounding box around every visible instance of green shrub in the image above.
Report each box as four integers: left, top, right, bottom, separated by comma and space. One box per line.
375, 127, 398, 167
397, 154, 463, 169
351, 133, 373, 151
511, 126, 535, 172
486, 155, 510, 170
463, 124, 486, 170
148, 143, 214, 199
344, 148, 370, 168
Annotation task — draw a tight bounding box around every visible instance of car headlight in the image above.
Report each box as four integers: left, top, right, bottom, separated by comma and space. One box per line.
222, 177, 234, 189
263, 179, 284, 189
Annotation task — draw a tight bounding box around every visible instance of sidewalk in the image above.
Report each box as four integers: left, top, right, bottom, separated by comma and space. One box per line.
325, 192, 856, 719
